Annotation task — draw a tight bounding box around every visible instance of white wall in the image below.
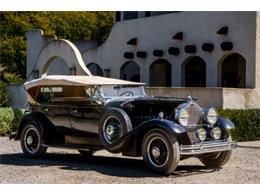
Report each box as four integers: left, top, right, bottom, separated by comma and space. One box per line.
83, 12, 257, 88
26, 30, 56, 79
146, 87, 260, 109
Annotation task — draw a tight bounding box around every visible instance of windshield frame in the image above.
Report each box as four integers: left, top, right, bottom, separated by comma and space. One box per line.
99, 85, 147, 99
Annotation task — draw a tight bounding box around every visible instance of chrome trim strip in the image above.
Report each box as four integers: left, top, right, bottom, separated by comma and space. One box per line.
180, 141, 237, 155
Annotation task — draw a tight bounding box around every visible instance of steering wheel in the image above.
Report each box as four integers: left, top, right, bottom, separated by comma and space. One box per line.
119, 91, 134, 97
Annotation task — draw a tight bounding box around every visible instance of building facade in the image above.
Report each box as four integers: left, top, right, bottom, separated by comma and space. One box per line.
17, 11, 260, 109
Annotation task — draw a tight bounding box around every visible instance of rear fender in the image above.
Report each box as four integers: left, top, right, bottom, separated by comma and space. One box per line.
15, 112, 55, 140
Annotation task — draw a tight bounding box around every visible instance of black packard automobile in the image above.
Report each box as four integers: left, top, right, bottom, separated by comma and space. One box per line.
12, 75, 236, 175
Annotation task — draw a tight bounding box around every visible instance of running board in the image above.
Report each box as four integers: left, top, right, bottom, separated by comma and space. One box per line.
42, 143, 104, 151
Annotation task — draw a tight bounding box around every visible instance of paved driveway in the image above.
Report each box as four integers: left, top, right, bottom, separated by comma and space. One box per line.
0, 137, 260, 183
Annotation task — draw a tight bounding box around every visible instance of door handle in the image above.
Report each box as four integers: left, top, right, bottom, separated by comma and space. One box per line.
73, 109, 78, 113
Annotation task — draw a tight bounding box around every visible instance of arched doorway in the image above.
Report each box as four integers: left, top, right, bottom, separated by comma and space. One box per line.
120, 61, 140, 82
149, 59, 172, 87
220, 53, 246, 88
45, 57, 70, 75
36, 39, 92, 76
87, 63, 104, 76
182, 56, 206, 87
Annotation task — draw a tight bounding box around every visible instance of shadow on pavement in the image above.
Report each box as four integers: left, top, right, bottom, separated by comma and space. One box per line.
0, 152, 219, 178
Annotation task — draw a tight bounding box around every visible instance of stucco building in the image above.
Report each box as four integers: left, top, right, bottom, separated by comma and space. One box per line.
12, 11, 260, 109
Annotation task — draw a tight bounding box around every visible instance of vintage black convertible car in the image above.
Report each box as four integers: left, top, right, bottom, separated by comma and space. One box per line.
12, 75, 236, 175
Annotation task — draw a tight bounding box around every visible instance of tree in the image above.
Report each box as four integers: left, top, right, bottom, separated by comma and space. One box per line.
0, 11, 114, 80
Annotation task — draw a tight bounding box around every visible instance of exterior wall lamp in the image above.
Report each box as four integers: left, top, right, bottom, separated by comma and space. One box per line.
69, 67, 76, 75
32, 69, 39, 79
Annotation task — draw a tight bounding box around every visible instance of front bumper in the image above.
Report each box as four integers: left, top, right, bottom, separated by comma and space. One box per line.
180, 140, 237, 155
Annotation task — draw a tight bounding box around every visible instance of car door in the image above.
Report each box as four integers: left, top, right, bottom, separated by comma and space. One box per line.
35, 86, 71, 130
41, 103, 71, 130
69, 100, 102, 134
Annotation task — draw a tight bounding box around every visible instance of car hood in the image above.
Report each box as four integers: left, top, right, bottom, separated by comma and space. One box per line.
105, 96, 187, 108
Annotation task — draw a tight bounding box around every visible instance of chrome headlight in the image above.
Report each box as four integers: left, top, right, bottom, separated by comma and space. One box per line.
211, 127, 222, 140
177, 109, 189, 126
196, 128, 207, 141
205, 107, 218, 125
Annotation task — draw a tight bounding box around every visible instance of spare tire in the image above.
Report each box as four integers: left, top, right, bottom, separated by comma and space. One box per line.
98, 108, 132, 153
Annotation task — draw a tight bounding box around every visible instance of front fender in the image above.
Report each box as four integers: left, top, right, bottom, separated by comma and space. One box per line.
217, 116, 235, 136
113, 119, 190, 156
134, 119, 190, 145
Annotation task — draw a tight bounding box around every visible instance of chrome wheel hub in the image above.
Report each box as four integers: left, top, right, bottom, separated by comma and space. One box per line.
103, 116, 123, 144
105, 125, 115, 136
151, 147, 161, 158
24, 127, 40, 154
147, 136, 169, 168
26, 136, 33, 145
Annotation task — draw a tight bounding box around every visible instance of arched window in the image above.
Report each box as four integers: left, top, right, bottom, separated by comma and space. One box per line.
149, 59, 171, 87
86, 63, 104, 76
220, 53, 246, 88
120, 61, 140, 82
182, 56, 206, 87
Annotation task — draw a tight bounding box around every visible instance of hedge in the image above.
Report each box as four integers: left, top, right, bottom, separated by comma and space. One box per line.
0, 108, 259, 141
219, 109, 260, 141
0, 107, 25, 136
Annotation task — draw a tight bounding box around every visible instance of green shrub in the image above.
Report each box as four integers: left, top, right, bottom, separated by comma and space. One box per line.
219, 109, 260, 141
0, 107, 25, 136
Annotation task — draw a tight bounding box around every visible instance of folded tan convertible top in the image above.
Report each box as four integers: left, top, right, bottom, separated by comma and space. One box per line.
24, 75, 145, 90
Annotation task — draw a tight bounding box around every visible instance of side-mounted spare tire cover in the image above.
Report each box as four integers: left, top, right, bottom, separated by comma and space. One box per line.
98, 108, 132, 153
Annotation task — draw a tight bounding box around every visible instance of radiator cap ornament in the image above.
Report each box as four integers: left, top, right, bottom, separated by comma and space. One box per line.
187, 94, 193, 102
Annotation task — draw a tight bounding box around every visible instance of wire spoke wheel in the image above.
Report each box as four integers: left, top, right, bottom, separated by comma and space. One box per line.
103, 116, 123, 144
99, 108, 132, 153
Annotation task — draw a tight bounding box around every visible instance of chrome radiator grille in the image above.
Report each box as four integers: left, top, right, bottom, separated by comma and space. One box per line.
186, 103, 203, 125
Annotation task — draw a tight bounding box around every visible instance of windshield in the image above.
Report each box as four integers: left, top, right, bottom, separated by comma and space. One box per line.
100, 85, 146, 98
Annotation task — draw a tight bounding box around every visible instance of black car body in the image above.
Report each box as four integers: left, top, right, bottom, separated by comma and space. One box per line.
12, 75, 236, 174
